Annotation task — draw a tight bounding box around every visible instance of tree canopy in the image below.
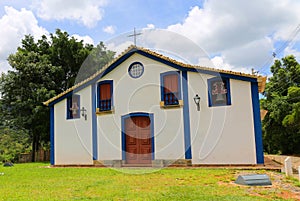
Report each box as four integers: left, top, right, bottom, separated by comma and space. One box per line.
261, 55, 300, 154
0, 29, 115, 161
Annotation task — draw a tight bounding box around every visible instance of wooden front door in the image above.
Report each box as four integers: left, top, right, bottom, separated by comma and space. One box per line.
125, 116, 152, 164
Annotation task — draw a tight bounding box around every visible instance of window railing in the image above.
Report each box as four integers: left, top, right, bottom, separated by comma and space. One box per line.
164, 92, 179, 105
99, 99, 112, 111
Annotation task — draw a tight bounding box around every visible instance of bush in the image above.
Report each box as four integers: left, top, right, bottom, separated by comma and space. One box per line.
0, 128, 30, 162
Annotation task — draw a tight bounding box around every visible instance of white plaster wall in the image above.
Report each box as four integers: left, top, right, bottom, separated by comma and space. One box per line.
188, 72, 257, 164
97, 53, 185, 161
54, 86, 93, 165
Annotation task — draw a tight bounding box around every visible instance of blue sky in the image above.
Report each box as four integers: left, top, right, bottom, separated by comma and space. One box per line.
0, 0, 300, 76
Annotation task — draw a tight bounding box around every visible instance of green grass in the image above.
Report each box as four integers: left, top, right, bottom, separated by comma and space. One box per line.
286, 176, 300, 188
0, 163, 296, 200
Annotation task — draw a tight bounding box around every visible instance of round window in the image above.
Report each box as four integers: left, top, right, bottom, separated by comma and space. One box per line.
128, 62, 144, 78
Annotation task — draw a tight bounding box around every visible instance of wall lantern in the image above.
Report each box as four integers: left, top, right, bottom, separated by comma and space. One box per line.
193, 94, 201, 111
81, 107, 87, 120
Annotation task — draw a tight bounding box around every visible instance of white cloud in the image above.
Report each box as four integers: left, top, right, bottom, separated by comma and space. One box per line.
274, 24, 300, 42
211, 56, 251, 74
139, 29, 211, 65
72, 34, 94, 45
0, 6, 48, 73
0, 60, 11, 74
103, 25, 116, 34
106, 41, 133, 56
146, 24, 155, 29
284, 46, 300, 62
279, 28, 300, 61
222, 37, 273, 67
167, 0, 300, 72
33, 0, 107, 28
105, 28, 213, 67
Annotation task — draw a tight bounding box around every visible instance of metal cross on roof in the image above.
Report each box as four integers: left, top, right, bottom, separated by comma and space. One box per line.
128, 28, 142, 46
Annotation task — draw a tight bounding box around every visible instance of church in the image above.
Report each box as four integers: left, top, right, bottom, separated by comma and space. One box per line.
44, 45, 266, 167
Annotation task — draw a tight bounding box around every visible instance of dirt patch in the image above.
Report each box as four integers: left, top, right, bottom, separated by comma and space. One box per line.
228, 170, 300, 200
266, 155, 300, 172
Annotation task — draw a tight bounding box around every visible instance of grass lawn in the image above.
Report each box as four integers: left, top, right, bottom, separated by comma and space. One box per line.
0, 163, 299, 201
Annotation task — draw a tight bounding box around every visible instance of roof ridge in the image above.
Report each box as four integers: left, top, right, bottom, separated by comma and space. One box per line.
136, 46, 263, 79
43, 45, 266, 106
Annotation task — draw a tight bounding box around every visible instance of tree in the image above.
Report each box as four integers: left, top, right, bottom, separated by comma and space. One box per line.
0, 128, 30, 163
76, 42, 115, 83
0, 29, 115, 161
262, 55, 300, 154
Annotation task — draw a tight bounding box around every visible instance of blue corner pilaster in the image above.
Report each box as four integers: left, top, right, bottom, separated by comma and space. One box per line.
50, 106, 55, 165
251, 82, 264, 164
92, 84, 98, 160
182, 71, 192, 159
121, 116, 126, 161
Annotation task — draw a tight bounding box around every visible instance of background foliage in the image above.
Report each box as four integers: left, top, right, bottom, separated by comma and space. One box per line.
0, 29, 115, 161
0, 128, 30, 162
261, 55, 300, 154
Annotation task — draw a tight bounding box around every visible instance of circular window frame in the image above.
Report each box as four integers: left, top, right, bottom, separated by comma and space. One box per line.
128, 62, 144, 78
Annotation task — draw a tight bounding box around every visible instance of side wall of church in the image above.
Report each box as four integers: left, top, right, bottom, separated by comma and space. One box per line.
54, 86, 93, 165
188, 72, 257, 164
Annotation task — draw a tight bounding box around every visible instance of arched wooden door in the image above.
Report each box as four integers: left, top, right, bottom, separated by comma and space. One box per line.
125, 116, 152, 164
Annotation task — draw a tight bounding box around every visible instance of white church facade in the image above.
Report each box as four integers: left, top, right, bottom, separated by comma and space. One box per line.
44, 46, 266, 167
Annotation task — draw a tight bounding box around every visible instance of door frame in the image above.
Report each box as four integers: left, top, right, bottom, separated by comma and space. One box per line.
121, 112, 155, 162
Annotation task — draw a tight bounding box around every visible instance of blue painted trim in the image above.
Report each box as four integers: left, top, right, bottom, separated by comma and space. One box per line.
48, 91, 73, 107
47, 48, 258, 107
149, 113, 155, 160
219, 72, 256, 83
160, 71, 182, 102
50, 106, 55, 165
47, 49, 133, 107
251, 82, 264, 164
91, 84, 98, 160
226, 79, 232, 105
66, 94, 80, 119
121, 116, 126, 160
97, 80, 113, 109
137, 49, 257, 82
160, 73, 164, 102
121, 112, 155, 161
182, 71, 192, 159
207, 77, 231, 107
128, 62, 144, 78
66, 96, 71, 119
